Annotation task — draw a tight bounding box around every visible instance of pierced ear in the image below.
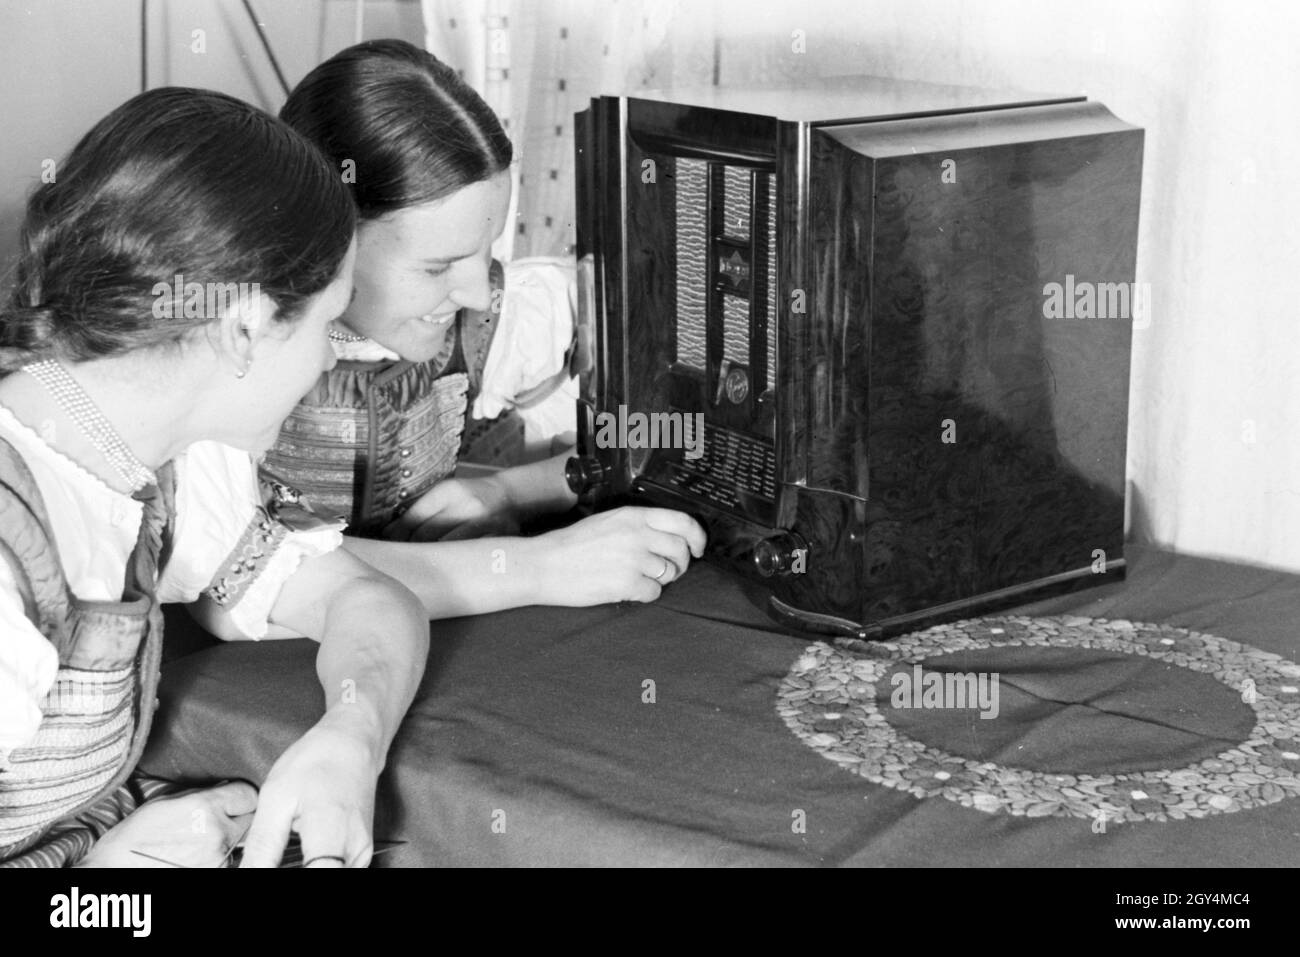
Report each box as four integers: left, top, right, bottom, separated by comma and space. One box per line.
217, 289, 275, 370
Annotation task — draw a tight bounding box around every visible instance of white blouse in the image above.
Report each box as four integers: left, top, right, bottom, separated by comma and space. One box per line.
477, 257, 578, 453
0, 405, 341, 753
473, 256, 577, 424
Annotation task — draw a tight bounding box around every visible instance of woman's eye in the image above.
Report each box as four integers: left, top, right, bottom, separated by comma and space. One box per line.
425, 266, 450, 278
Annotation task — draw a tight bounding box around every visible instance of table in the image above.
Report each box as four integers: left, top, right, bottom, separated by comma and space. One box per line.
140, 544, 1300, 867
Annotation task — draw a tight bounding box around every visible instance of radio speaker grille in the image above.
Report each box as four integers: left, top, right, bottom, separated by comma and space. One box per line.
673, 157, 777, 393
675, 158, 709, 369
722, 165, 751, 240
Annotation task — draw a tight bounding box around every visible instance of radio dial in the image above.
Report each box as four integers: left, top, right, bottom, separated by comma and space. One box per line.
565, 455, 608, 495
753, 533, 808, 578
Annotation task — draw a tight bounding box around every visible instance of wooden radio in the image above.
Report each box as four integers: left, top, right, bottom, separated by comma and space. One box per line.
566, 77, 1144, 638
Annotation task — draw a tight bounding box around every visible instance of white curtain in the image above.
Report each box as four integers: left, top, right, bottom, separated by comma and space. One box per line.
423, 0, 717, 260
422, 0, 1300, 574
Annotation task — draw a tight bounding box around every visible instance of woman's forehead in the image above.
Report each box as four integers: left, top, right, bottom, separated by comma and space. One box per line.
362, 174, 511, 259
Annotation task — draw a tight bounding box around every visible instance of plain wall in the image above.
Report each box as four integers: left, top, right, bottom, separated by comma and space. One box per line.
0, 0, 423, 278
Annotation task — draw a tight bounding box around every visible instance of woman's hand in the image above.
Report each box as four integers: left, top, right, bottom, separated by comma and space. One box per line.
529, 506, 707, 606
76, 781, 257, 868
382, 475, 518, 542
238, 708, 379, 868
246, 549, 428, 867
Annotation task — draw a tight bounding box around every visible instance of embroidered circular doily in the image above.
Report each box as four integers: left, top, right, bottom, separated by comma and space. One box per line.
777, 616, 1300, 824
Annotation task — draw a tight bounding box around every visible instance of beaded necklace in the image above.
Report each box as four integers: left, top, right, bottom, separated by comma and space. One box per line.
22, 359, 157, 493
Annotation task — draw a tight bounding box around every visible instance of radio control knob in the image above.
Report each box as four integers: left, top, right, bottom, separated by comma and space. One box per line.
753, 533, 808, 578
565, 455, 608, 495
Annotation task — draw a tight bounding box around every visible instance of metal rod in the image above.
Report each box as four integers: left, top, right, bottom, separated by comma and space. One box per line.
241, 0, 291, 99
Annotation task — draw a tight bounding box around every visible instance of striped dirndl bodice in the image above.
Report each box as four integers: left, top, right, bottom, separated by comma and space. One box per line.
0, 438, 171, 865
262, 260, 502, 538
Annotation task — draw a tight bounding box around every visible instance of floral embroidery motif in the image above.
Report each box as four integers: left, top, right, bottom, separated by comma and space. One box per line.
204, 508, 286, 607
204, 480, 346, 607
777, 616, 1300, 825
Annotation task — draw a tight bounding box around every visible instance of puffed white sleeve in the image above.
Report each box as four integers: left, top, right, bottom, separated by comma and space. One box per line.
473, 256, 578, 429
0, 559, 58, 755
156, 442, 344, 640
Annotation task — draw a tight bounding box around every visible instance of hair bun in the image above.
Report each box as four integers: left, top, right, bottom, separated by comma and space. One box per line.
0, 303, 59, 352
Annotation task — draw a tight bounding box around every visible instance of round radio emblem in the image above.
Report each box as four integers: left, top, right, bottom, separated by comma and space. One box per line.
723, 366, 749, 404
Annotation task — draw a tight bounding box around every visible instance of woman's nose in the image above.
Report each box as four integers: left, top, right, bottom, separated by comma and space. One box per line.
448, 257, 493, 313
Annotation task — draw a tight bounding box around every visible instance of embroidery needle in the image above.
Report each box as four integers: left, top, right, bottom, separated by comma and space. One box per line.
129, 848, 190, 867
129, 833, 404, 868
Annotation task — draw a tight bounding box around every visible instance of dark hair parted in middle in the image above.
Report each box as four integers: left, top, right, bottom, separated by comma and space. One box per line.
281, 38, 513, 219
0, 87, 355, 373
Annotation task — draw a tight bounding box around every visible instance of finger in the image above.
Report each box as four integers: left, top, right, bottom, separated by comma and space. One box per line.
204, 782, 258, 852
639, 545, 684, 587
436, 523, 477, 542
640, 556, 676, 587
640, 508, 708, 557
342, 813, 375, 869
394, 482, 464, 531
205, 780, 259, 819
152, 783, 255, 849
628, 575, 663, 603
436, 516, 519, 542
297, 806, 353, 869
642, 529, 692, 582
408, 516, 452, 542
413, 512, 507, 542
638, 538, 684, 585
411, 514, 498, 542
346, 845, 375, 869
238, 791, 296, 868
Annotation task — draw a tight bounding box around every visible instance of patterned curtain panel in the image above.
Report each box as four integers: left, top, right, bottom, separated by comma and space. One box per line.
422, 0, 718, 260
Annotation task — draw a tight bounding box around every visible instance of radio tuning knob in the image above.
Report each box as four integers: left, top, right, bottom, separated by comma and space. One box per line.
565, 455, 608, 495
753, 532, 808, 578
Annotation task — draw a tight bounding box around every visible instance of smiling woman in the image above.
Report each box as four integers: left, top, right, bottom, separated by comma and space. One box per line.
266, 39, 707, 619
266, 39, 515, 535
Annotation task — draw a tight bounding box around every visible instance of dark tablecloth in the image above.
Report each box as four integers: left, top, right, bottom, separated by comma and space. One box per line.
139, 544, 1300, 866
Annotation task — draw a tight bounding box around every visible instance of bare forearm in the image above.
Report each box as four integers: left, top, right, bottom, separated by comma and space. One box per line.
313, 577, 429, 769
343, 535, 550, 619
348, 505, 709, 618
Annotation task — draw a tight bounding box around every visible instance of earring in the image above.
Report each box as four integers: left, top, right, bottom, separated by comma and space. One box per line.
235, 358, 252, 380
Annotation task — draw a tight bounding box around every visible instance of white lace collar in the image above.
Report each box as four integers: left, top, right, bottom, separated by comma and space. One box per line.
330, 335, 401, 363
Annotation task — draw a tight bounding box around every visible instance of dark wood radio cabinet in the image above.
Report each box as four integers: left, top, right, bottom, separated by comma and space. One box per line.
569, 76, 1143, 638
